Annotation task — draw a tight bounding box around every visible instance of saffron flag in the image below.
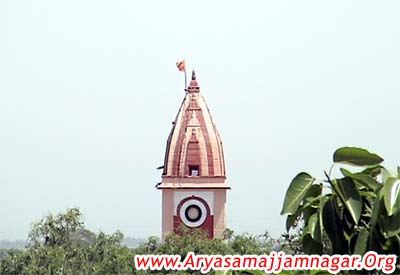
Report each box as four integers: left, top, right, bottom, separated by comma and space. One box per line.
176, 60, 186, 72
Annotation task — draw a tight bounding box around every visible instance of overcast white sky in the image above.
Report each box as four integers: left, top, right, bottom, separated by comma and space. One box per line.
1, 1, 400, 240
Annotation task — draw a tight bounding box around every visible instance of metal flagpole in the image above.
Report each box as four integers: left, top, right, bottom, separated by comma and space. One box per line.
184, 69, 187, 92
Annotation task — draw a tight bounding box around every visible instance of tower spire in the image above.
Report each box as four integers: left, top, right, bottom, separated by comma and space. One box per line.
158, 70, 229, 239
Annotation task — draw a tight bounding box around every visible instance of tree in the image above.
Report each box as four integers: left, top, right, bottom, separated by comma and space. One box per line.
0, 208, 135, 275
133, 226, 278, 275
1, 209, 280, 275
281, 147, 400, 269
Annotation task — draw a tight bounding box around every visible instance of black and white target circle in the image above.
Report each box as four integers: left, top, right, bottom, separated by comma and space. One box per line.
179, 198, 208, 227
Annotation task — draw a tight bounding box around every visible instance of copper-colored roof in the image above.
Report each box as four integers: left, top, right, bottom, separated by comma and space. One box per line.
162, 71, 226, 179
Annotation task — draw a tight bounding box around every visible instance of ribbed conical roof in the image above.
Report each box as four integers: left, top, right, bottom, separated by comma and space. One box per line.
162, 71, 225, 178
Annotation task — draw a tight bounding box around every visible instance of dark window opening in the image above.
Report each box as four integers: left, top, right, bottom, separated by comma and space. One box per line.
189, 165, 199, 176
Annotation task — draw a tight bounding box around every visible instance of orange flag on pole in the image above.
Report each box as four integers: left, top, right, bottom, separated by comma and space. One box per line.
176, 60, 186, 72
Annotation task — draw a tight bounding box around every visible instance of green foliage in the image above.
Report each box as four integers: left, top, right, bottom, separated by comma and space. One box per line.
277, 230, 303, 255
6, 146, 397, 275
155, 226, 232, 256
0, 208, 135, 275
134, 226, 277, 275
333, 147, 384, 166
1, 209, 280, 275
281, 173, 315, 215
28, 207, 84, 249
281, 146, 400, 264
244, 270, 334, 275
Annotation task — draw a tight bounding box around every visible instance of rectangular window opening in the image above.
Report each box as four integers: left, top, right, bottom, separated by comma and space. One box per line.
189, 165, 199, 176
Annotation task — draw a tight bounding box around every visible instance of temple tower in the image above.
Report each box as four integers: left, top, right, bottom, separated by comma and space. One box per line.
157, 71, 229, 239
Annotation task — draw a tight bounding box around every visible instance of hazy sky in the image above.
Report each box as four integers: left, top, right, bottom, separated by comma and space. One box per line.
1, 1, 400, 240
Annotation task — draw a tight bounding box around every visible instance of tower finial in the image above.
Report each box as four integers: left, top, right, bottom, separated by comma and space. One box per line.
187, 69, 200, 93
192, 70, 196, 80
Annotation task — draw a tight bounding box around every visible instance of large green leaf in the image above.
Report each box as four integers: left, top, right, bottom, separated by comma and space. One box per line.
382, 177, 400, 216
354, 228, 369, 255
333, 147, 383, 166
318, 196, 328, 243
301, 187, 322, 212
304, 184, 322, 200
361, 165, 384, 177
302, 232, 323, 254
370, 188, 384, 228
303, 206, 317, 224
382, 168, 396, 182
384, 210, 400, 237
283, 176, 321, 231
369, 227, 385, 253
308, 213, 321, 243
369, 188, 384, 251
340, 168, 380, 191
342, 208, 355, 238
322, 195, 348, 254
335, 178, 362, 224
281, 173, 315, 215
286, 206, 303, 231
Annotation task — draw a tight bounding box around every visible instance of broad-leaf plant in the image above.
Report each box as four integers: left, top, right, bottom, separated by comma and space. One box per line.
281, 147, 400, 257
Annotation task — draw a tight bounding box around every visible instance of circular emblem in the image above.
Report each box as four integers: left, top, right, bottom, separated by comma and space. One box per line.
179, 198, 208, 227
